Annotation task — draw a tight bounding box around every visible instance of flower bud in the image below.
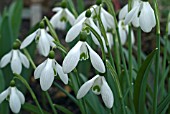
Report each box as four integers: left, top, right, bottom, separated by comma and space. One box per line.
48, 50, 55, 59
39, 21, 45, 29
80, 31, 87, 41
85, 9, 91, 18
61, 1, 67, 8
10, 80, 15, 87
96, 0, 102, 6
13, 41, 20, 49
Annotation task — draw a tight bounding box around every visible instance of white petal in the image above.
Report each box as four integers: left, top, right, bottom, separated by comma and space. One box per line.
124, 6, 140, 25
106, 33, 113, 48
37, 29, 50, 56
101, 8, 115, 28
92, 76, 102, 95
34, 60, 47, 79
56, 63, 68, 84
119, 5, 128, 20
132, 15, 140, 27
9, 87, 21, 113
16, 89, 25, 104
0, 88, 9, 103
65, 18, 85, 42
139, 2, 156, 32
52, 7, 62, 12
11, 50, 22, 74
168, 22, 170, 35
118, 20, 127, 45
101, 77, 114, 109
89, 18, 101, 45
18, 51, 30, 68
86, 43, 106, 73
131, 30, 135, 44
62, 41, 83, 73
50, 10, 66, 30
65, 8, 75, 25
20, 29, 38, 49
46, 33, 55, 47
40, 59, 54, 91
77, 75, 99, 99
0, 51, 12, 68
74, 11, 86, 24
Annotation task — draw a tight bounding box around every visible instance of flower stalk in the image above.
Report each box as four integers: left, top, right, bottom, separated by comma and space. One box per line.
153, 0, 161, 113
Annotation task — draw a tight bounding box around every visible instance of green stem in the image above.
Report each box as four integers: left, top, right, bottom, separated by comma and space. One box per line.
45, 92, 58, 114
23, 49, 57, 114
137, 27, 141, 68
14, 73, 44, 114
153, 0, 161, 113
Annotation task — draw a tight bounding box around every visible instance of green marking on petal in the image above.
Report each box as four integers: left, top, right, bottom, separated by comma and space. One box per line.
60, 16, 67, 22
80, 52, 88, 61
92, 85, 101, 93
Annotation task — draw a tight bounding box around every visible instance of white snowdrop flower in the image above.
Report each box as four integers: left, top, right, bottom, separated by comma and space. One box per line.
62, 41, 105, 74
168, 22, 170, 35
0, 81, 25, 114
0, 42, 30, 74
34, 51, 68, 91
77, 75, 114, 109
20, 22, 55, 57
118, 20, 135, 45
124, 0, 156, 32
66, 9, 100, 43
50, 1, 75, 30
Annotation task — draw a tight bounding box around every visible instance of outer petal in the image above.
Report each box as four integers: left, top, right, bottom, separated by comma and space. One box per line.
106, 33, 113, 48
89, 18, 101, 45
119, 4, 128, 20
86, 43, 106, 73
37, 29, 50, 56
16, 89, 25, 104
101, 77, 114, 109
20, 29, 38, 49
65, 18, 85, 42
139, 2, 156, 32
11, 50, 22, 74
40, 59, 54, 91
74, 11, 86, 24
52, 7, 62, 12
124, 6, 140, 25
62, 41, 83, 73
131, 30, 135, 44
9, 87, 21, 113
65, 8, 75, 25
118, 20, 127, 45
46, 33, 56, 47
77, 75, 99, 99
0, 88, 9, 103
0, 51, 12, 68
56, 63, 68, 84
101, 8, 115, 28
18, 51, 30, 68
34, 60, 47, 79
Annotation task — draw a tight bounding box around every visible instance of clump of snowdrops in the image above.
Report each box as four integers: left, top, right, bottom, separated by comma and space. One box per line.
0, 0, 170, 114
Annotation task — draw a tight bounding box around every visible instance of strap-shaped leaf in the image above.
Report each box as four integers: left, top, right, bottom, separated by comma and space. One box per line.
54, 104, 73, 114
134, 48, 158, 113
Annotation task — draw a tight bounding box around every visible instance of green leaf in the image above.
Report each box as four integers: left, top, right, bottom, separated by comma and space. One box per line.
66, 0, 78, 17
76, 0, 84, 14
54, 104, 73, 114
133, 48, 158, 114
9, 0, 23, 41
22, 103, 50, 114
157, 93, 170, 114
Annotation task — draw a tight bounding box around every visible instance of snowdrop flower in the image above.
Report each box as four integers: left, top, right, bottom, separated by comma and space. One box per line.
77, 75, 114, 108
0, 81, 25, 113
34, 51, 68, 91
50, 1, 75, 30
120, 0, 156, 32
62, 40, 105, 74
0, 42, 30, 74
118, 20, 135, 45
65, 9, 100, 43
20, 22, 55, 57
